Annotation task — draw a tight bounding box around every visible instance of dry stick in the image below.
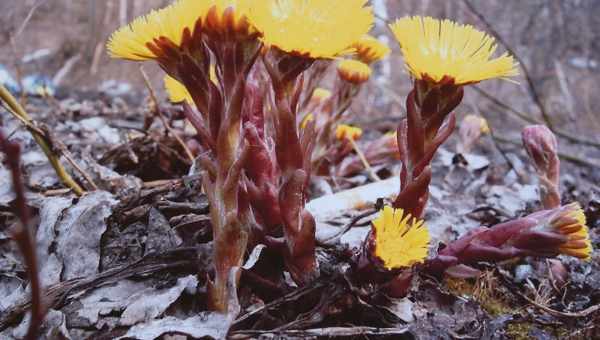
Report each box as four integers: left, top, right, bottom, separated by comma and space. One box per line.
476, 109, 528, 182
90, 0, 114, 75
0, 102, 97, 190
317, 208, 378, 246
139, 66, 195, 163
348, 138, 381, 181
461, 0, 555, 130
231, 327, 410, 338
473, 86, 600, 149
10, 0, 48, 106
0, 133, 46, 340
0, 85, 84, 195
493, 134, 600, 169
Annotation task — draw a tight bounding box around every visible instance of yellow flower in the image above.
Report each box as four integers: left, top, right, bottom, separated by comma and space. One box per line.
250, 0, 374, 59
300, 113, 314, 129
352, 35, 390, 64
337, 60, 371, 84
164, 65, 218, 105
550, 203, 593, 260
164, 76, 193, 104
372, 206, 431, 270
312, 88, 332, 102
336, 124, 363, 141
107, 0, 255, 61
389, 16, 519, 85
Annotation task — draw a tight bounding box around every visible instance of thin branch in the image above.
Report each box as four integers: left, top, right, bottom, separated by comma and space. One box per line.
0, 85, 84, 195
317, 208, 378, 246
472, 86, 600, 149
493, 134, 600, 169
230, 326, 410, 338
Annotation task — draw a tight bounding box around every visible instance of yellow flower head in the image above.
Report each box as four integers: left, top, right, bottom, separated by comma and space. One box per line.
389, 16, 519, 85
164, 76, 193, 104
352, 35, 390, 64
203, 0, 258, 40
372, 206, 431, 270
336, 124, 363, 141
312, 88, 332, 102
250, 0, 374, 59
107, 0, 255, 61
548, 203, 593, 260
164, 65, 218, 105
337, 60, 372, 84
300, 113, 314, 129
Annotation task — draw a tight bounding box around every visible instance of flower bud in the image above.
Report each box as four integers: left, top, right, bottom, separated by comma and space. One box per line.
335, 124, 363, 141
337, 60, 371, 85
522, 125, 560, 208
369, 206, 430, 270
352, 34, 391, 64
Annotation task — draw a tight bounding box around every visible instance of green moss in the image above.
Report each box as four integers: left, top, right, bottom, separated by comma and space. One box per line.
445, 273, 513, 316
506, 321, 570, 340
506, 322, 533, 340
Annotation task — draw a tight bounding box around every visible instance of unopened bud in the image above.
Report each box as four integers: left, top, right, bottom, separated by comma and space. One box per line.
522, 125, 560, 208
337, 60, 371, 85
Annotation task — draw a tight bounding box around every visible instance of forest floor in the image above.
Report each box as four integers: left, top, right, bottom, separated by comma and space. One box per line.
0, 91, 598, 340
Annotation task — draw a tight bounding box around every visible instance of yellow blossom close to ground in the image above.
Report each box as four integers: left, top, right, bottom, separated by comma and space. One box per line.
107, 0, 254, 61
250, 0, 373, 59
372, 206, 431, 270
352, 35, 390, 64
336, 124, 363, 141
337, 59, 372, 84
389, 16, 519, 85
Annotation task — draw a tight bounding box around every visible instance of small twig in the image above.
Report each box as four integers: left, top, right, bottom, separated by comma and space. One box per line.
517, 291, 600, 318
139, 66, 195, 163
48, 131, 99, 191
0, 84, 84, 195
317, 208, 378, 246
13, 0, 48, 38
0, 131, 46, 340
230, 326, 410, 338
477, 110, 527, 182
348, 138, 381, 181
472, 86, 600, 149
493, 134, 600, 169
233, 281, 327, 326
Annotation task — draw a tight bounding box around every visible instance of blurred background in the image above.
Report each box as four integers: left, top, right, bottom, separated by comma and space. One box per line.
1, 0, 599, 164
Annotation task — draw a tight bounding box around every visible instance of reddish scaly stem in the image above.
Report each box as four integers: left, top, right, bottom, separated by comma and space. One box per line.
425, 203, 590, 277
0, 131, 46, 340
393, 78, 463, 218
257, 50, 318, 285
